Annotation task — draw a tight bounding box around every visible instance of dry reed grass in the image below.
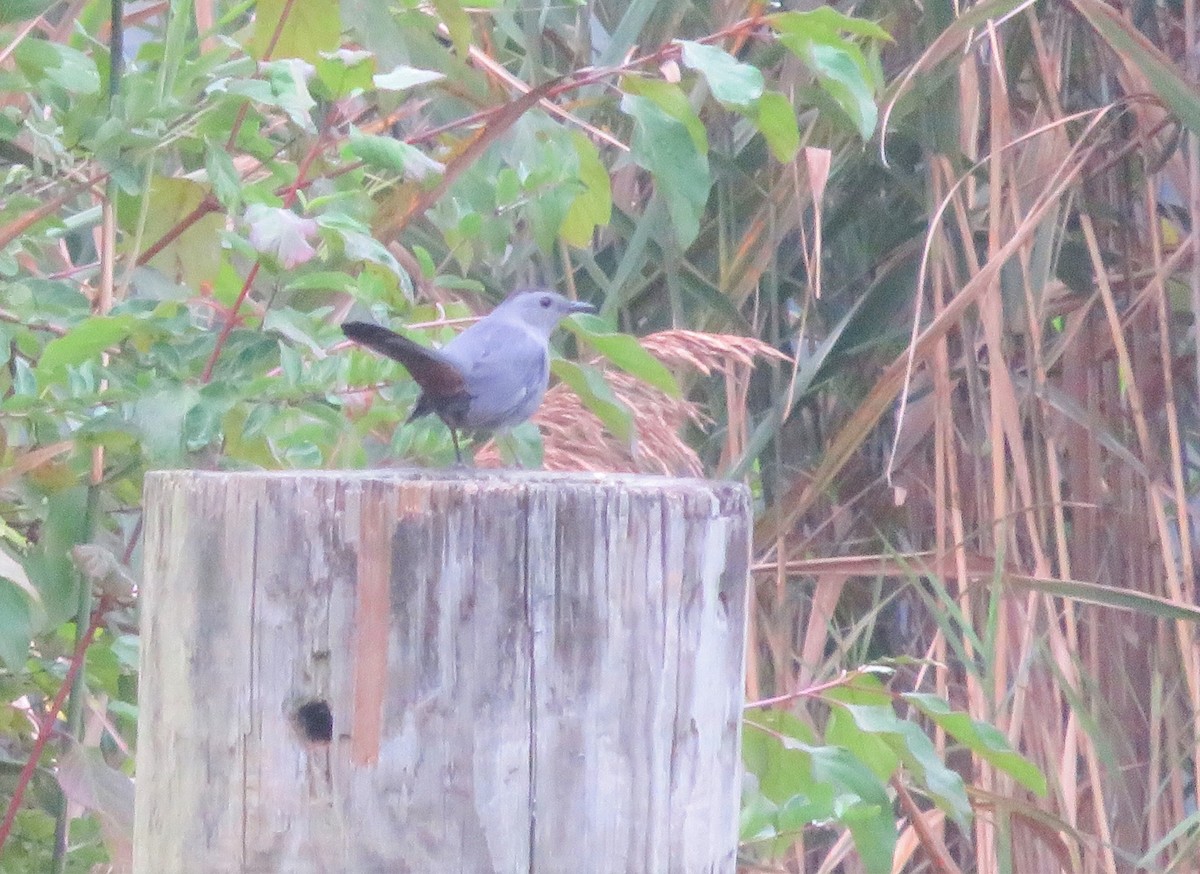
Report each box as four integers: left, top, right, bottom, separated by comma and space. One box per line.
745, 5, 1200, 871
476, 329, 787, 474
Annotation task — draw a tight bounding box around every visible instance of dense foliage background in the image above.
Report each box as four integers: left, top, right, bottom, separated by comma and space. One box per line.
1, 0, 1198, 871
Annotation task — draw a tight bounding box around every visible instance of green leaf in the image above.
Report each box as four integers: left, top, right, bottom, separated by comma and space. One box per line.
551, 359, 634, 444
204, 139, 243, 209
769, 8, 892, 43
315, 213, 407, 279
824, 675, 970, 828
771, 11, 881, 139
677, 40, 765, 108
826, 703, 900, 780
431, 0, 473, 57
21, 488, 89, 628
745, 712, 896, 874
903, 693, 1048, 795
373, 65, 446, 91
808, 42, 878, 138
120, 176, 224, 287
807, 746, 896, 874
261, 59, 319, 131
0, 549, 39, 606
56, 744, 135, 842
566, 314, 679, 396
133, 386, 200, 465
560, 132, 612, 247
0, 578, 33, 670
498, 420, 544, 468
620, 77, 708, 153
752, 90, 800, 162
346, 128, 443, 180
0, 0, 55, 25
14, 39, 100, 94
834, 701, 970, 828
739, 791, 779, 844
36, 315, 138, 383
247, 0, 341, 62
619, 94, 711, 247
315, 48, 376, 98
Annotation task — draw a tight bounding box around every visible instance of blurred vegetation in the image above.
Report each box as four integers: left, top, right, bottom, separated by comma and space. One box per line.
1, 0, 1198, 871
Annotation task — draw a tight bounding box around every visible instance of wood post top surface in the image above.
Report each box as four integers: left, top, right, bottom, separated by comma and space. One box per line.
144, 467, 747, 494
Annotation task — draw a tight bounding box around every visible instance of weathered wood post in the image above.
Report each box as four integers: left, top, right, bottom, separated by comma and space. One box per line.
135, 470, 749, 873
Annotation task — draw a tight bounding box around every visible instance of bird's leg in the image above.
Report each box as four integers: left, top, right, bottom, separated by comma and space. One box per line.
450, 428, 464, 465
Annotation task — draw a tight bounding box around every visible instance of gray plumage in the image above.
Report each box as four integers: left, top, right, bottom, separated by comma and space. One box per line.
343, 289, 594, 461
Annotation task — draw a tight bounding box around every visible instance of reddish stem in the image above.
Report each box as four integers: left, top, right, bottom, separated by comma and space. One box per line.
199, 261, 261, 383
136, 194, 220, 267
199, 129, 325, 384
743, 669, 862, 709
225, 0, 300, 151
0, 610, 104, 853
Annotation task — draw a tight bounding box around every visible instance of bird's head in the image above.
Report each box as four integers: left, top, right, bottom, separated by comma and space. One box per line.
498, 289, 596, 336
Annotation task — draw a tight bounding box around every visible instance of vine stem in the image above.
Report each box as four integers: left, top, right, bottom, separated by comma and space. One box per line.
0, 609, 105, 854
199, 130, 326, 384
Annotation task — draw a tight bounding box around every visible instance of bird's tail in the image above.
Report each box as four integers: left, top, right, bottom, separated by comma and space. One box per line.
341, 322, 467, 402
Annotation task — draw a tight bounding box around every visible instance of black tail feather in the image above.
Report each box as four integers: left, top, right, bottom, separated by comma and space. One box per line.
342, 321, 466, 397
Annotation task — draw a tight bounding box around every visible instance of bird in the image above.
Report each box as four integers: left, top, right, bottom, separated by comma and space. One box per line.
342, 289, 595, 462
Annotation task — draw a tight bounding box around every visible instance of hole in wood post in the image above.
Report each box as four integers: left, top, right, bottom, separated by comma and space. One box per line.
294, 700, 333, 744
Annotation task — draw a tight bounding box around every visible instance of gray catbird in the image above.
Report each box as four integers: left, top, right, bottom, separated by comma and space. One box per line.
343, 290, 594, 461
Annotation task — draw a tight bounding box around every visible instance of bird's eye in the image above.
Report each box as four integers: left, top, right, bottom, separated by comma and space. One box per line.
540, 296, 552, 308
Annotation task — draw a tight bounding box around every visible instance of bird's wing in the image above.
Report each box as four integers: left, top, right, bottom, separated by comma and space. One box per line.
342, 322, 466, 397
444, 318, 550, 430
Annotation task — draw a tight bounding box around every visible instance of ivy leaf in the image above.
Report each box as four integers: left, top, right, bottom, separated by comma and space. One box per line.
677, 40, 764, 108
619, 93, 711, 247
245, 204, 319, 269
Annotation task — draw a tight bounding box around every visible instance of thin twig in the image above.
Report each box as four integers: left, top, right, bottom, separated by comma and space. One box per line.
0, 610, 104, 854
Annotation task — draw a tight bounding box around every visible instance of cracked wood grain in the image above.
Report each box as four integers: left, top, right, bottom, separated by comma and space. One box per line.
135, 470, 749, 874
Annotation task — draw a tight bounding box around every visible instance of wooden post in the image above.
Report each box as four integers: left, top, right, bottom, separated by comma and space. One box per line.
135, 471, 749, 873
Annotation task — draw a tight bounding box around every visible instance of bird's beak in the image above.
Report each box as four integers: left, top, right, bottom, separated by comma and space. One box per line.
568, 301, 596, 314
